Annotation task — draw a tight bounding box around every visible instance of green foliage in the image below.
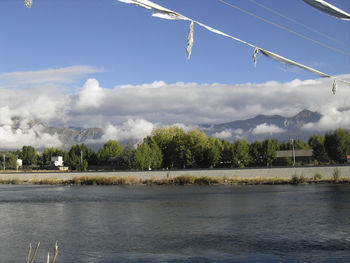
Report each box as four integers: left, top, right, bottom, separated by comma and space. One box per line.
293, 139, 310, 150
0, 152, 17, 168
119, 146, 135, 169
309, 134, 326, 162
261, 139, 279, 167
232, 140, 251, 168
324, 128, 350, 164
20, 146, 38, 166
249, 141, 263, 167
41, 147, 68, 166
134, 140, 162, 170
219, 139, 233, 167
314, 173, 322, 180
151, 126, 184, 169
291, 174, 307, 184
204, 137, 223, 168
96, 140, 122, 165
68, 144, 89, 171
333, 168, 341, 182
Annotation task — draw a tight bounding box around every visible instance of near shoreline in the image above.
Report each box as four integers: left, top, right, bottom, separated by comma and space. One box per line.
0, 166, 349, 185
0, 173, 349, 186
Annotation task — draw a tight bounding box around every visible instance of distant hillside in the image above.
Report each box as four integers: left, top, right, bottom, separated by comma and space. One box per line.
2, 109, 322, 151
202, 109, 322, 142
8, 118, 103, 150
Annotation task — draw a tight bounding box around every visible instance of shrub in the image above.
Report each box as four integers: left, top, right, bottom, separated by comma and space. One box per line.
291, 174, 307, 184
333, 168, 341, 182
314, 173, 322, 181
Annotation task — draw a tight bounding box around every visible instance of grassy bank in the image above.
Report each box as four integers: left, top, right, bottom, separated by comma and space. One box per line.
0, 174, 349, 186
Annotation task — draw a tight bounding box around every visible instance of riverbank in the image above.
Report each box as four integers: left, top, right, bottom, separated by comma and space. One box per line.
0, 166, 349, 185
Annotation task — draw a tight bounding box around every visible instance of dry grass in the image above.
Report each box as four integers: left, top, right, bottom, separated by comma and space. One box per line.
0, 175, 349, 186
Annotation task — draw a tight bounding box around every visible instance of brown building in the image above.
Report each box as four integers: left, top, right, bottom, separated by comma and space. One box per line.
275, 149, 313, 166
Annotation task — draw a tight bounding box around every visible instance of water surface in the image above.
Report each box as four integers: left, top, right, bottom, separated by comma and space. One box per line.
0, 184, 349, 262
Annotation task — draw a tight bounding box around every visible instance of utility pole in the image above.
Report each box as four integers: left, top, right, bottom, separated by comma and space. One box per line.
3, 154, 5, 171
80, 150, 83, 170
291, 139, 296, 166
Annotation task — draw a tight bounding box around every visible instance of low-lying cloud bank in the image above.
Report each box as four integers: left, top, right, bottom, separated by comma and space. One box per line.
1, 66, 349, 149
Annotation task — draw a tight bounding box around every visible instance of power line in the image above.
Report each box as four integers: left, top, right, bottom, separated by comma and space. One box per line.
219, 0, 350, 57
249, 0, 349, 48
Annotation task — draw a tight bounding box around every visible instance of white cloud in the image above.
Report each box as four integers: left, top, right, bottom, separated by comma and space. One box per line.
99, 119, 155, 143
303, 107, 350, 131
0, 123, 62, 149
213, 130, 232, 139
0, 107, 12, 126
213, 128, 243, 140
0, 65, 102, 88
252, 123, 286, 135
1, 66, 350, 148
76, 79, 105, 110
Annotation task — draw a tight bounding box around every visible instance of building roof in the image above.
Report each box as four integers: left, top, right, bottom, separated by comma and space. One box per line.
276, 150, 313, 158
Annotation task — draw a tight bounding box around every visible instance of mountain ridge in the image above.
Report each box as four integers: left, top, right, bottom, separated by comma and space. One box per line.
2, 109, 322, 150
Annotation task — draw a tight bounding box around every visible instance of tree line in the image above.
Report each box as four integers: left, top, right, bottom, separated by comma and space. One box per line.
1, 127, 349, 171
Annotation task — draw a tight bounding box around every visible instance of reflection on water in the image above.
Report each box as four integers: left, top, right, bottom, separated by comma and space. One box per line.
0, 185, 349, 262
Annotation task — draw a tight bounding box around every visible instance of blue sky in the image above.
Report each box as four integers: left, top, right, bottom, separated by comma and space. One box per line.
1, 0, 349, 86
0, 0, 350, 148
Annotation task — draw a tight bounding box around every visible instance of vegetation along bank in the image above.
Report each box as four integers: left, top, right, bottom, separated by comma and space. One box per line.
0, 166, 349, 185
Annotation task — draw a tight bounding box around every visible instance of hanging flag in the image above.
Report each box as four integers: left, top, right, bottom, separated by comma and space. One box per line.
332, 79, 337, 94
253, 47, 259, 67
118, 0, 189, 20
259, 49, 331, 78
187, 21, 194, 60
24, 0, 32, 8
303, 0, 350, 20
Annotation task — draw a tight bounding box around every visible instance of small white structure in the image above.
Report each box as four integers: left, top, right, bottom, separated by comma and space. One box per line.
16, 159, 23, 167
51, 156, 64, 167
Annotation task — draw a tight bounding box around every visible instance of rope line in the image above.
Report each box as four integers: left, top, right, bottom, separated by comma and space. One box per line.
249, 0, 349, 48
219, 0, 350, 57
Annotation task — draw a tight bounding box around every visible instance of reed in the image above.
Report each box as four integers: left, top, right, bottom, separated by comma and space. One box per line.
0, 175, 349, 186
26, 241, 58, 263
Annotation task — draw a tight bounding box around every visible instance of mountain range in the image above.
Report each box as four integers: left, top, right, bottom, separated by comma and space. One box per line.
203, 109, 321, 142
5, 109, 322, 150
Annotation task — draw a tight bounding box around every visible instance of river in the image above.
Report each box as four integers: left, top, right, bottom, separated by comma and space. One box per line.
0, 184, 349, 262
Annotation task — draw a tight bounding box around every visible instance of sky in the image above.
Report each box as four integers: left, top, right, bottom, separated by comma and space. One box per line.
0, 0, 350, 149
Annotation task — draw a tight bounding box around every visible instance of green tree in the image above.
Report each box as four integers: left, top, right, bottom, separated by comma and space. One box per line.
41, 147, 68, 166
119, 146, 136, 169
308, 134, 326, 162
151, 127, 184, 169
168, 129, 190, 168
261, 139, 279, 167
148, 138, 163, 169
218, 140, 233, 167
134, 143, 152, 170
186, 129, 208, 168
134, 139, 163, 170
324, 128, 350, 163
0, 152, 17, 169
249, 141, 264, 167
68, 144, 89, 170
20, 146, 38, 166
293, 139, 309, 150
204, 137, 223, 168
96, 140, 123, 165
232, 140, 251, 168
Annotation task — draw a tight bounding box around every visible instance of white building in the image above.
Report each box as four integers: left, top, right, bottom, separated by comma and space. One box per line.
51, 156, 64, 167
16, 159, 23, 167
